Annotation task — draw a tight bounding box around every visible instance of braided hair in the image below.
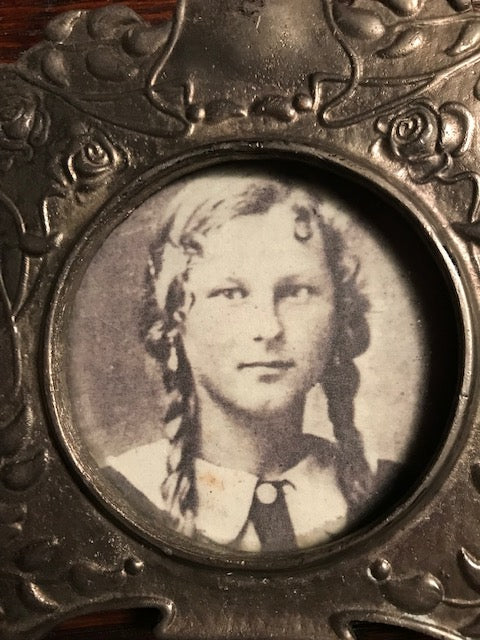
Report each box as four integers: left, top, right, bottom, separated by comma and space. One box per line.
140, 169, 373, 526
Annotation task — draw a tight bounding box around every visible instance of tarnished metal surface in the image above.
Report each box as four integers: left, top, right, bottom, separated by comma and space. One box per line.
1, 1, 480, 638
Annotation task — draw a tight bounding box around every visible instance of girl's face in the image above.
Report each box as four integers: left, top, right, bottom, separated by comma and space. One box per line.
172, 197, 336, 419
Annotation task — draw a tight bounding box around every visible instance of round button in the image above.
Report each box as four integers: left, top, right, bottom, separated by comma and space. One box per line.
256, 482, 278, 504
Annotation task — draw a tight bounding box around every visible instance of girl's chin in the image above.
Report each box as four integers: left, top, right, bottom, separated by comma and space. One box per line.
198, 377, 309, 418
224, 394, 305, 420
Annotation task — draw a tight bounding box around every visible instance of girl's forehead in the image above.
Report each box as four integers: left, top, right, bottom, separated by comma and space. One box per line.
201, 198, 321, 247
187, 203, 328, 278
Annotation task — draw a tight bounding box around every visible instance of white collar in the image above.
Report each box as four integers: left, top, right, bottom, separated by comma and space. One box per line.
106, 436, 349, 549
193, 451, 349, 548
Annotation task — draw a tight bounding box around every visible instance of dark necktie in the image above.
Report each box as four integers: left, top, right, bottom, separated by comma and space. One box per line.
247, 479, 297, 552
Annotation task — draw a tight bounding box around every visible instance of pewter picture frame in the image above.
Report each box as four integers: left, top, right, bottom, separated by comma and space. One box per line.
1, 1, 480, 639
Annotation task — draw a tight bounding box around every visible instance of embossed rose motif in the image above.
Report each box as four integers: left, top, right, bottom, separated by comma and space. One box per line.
0, 87, 50, 172
376, 101, 474, 182
53, 126, 127, 200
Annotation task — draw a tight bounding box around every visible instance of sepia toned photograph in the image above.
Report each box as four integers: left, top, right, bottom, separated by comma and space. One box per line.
66, 164, 454, 554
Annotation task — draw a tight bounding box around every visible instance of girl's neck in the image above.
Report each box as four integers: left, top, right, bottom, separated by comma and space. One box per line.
195, 386, 305, 478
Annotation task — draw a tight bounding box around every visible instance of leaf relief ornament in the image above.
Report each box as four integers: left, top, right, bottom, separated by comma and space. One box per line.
369, 559, 445, 615
319, 0, 480, 127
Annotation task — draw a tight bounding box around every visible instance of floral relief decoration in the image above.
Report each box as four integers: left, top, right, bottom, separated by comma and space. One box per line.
373, 99, 480, 243
0, 85, 50, 172
2, 2, 480, 636
361, 470, 480, 639
365, 548, 480, 638
51, 124, 128, 202
332, 0, 480, 57
375, 100, 475, 182
305, 0, 480, 131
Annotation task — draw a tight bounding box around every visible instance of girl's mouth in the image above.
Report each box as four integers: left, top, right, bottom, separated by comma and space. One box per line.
238, 360, 295, 370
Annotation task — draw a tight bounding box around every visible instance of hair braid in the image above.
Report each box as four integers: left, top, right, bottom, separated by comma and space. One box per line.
318, 218, 373, 512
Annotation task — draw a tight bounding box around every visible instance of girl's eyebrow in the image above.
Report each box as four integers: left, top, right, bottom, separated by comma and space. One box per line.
276, 273, 321, 286
207, 276, 245, 288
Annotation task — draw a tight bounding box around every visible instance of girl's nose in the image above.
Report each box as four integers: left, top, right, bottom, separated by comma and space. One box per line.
252, 298, 284, 343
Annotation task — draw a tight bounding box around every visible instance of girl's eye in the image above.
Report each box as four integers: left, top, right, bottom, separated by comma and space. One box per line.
209, 287, 247, 300
290, 287, 310, 301
277, 284, 318, 302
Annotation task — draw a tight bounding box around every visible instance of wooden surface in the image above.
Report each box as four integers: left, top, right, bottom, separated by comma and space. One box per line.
0, 1, 434, 638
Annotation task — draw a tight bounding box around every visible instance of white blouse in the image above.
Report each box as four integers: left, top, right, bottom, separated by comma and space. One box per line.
105, 437, 349, 551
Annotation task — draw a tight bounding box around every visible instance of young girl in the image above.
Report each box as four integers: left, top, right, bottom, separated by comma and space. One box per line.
106, 168, 390, 553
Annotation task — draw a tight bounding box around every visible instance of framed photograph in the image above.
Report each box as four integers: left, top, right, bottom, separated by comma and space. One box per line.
53, 162, 457, 562
1, 1, 479, 639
